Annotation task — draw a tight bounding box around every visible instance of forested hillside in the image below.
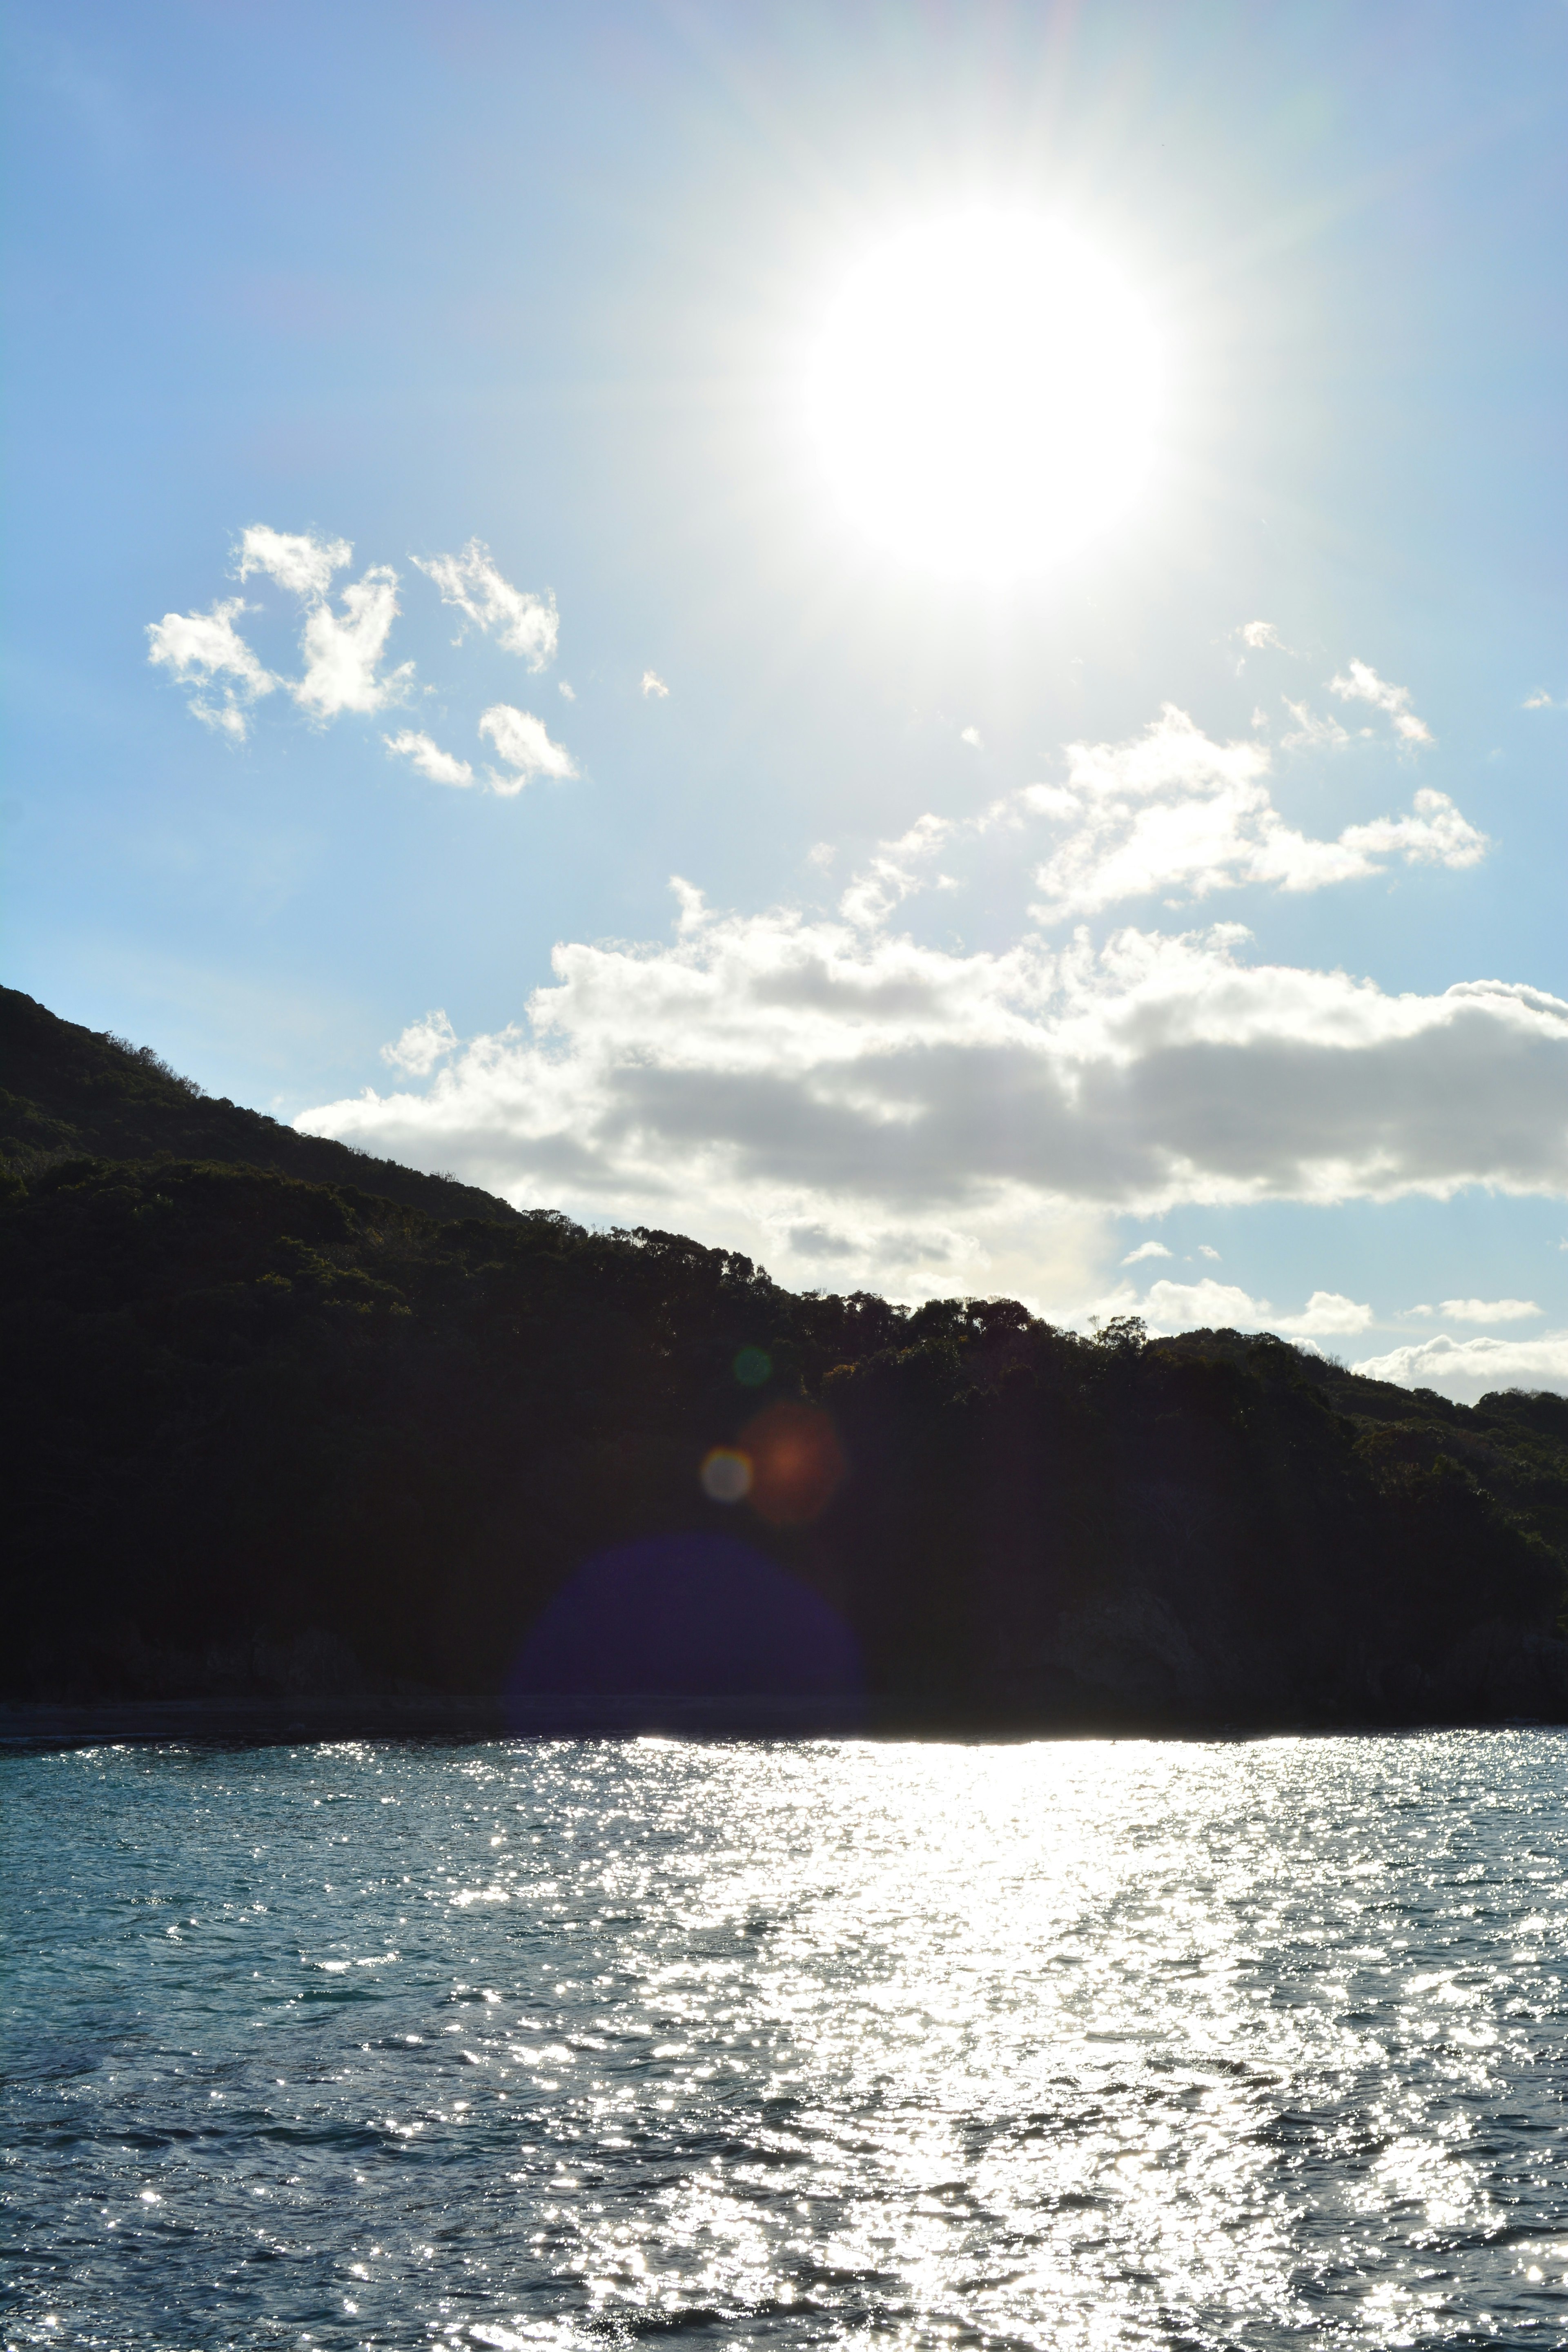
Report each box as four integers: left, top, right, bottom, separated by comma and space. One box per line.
5, 1145, 1566, 1725
0, 987, 517, 1225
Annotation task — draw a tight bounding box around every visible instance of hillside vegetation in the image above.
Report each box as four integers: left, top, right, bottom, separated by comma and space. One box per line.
4, 1116, 1566, 1724
0, 987, 517, 1225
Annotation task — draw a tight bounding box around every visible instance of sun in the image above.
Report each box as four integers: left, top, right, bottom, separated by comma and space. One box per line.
806, 209, 1162, 582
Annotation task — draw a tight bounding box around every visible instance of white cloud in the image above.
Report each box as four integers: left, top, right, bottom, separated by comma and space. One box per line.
558, 681, 576, 701
154, 528, 411, 733
1122, 1240, 1172, 1265
383, 729, 474, 788
641, 669, 669, 699
1328, 657, 1433, 746
292, 565, 412, 719
1279, 700, 1352, 752
1137, 1277, 1259, 1329
961, 726, 984, 748
237, 524, 352, 601
1277, 1290, 1376, 1336
295, 874, 1568, 1301
412, 539, 558, 668
1026, 706, 1483, 923
1237, 620, 1288, 652
381, 1011, 459, 1077
1435, 1297, 1542, 1324
1352, 1331, 1568, 1406
1125, 1279, 1371, 1338
146, 596, 275, 740
477, 704, 577, 792
1523, 690, 1562, 711
1196, 1244, 1221, 1260
838, 814, 953, 928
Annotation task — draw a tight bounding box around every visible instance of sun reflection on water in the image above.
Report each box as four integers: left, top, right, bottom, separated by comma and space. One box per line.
4, 1732, 1566, 2348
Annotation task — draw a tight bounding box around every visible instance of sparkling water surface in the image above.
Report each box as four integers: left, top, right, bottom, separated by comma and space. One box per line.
3, 1733, 1566, 2350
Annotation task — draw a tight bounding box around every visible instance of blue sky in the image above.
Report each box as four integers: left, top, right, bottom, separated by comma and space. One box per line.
4, 0, 1566, 1397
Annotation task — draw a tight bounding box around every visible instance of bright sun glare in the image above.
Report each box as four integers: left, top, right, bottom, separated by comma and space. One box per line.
807, 209, 1162, 581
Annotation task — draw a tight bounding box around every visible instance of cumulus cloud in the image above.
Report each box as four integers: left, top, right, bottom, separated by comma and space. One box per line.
1124, 1279, 1372, 1338
1236, 620, 1290, 652
381, 1011, 459, 1077
295, 880, 1568, 1301
1122, 1240, 1172, 1265
237, 524, 352, 601
1025, 706, 1483, 923
1196, 1244, 1221, 1260
413, 539, 558, 668
1352, 1331, 1568, 1406
478, 703, 577, 792
1329, 657, 1433, 746
641, 670, 669, 699
383, 730, 474, 788
1523, 690, 1562, 711
146, 597, 275, 740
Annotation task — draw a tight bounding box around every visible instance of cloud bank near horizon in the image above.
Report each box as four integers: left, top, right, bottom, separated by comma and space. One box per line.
295, 848, 1568, 1342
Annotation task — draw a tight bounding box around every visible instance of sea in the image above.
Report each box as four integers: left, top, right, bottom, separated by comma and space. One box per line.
3, 1732, 1565, 2351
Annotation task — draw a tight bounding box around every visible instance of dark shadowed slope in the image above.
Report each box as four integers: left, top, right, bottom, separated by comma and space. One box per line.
0, 986, 518, 1224
4, 1148, 1566, 1726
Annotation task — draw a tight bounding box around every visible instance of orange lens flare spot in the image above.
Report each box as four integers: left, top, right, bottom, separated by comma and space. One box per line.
738, 1402, 848, 1527
700, 1448, 753, 1504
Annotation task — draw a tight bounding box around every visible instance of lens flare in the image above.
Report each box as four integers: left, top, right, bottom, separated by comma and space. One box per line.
700, 1447, 753, 1503
738, 1401, 847, 1527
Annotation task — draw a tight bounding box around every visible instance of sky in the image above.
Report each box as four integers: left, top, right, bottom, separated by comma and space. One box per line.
4, 0, 1566, 1401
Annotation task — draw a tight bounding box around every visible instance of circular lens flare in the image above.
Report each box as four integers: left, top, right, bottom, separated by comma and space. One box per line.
807, 208, 1161, 581
701, 1448, 753, 1504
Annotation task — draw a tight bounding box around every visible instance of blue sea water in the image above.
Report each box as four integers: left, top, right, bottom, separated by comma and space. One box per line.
3, 1733, 1566, 2351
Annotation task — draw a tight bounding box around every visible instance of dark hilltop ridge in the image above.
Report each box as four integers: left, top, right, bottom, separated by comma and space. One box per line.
0, 986, 518, 1225
4, 985, 1567, 1740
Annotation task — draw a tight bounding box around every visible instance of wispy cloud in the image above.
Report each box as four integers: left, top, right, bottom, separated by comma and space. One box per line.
383, 729, 474, 788
1122, 1240, 1172, 1265
412, 538, 558, 668
1436, 1296, 1542, 1323
145, 597, 274, 740
1328, 657, 1433, 746
151, 524, 566, 756
1279, 701, 1352, 751
641, 669, 669, 699
478, 703, 577, 792
1523, 689, 1563, 711
1235, 619, 1291, 653
961, 726, 984, 748
838, 815, 953, 928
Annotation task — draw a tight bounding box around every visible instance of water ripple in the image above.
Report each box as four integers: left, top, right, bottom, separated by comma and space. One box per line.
3, 1732, 1566, 2348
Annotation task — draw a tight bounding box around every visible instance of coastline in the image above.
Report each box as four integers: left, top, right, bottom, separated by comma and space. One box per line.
4, 1692, 1565, 1751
